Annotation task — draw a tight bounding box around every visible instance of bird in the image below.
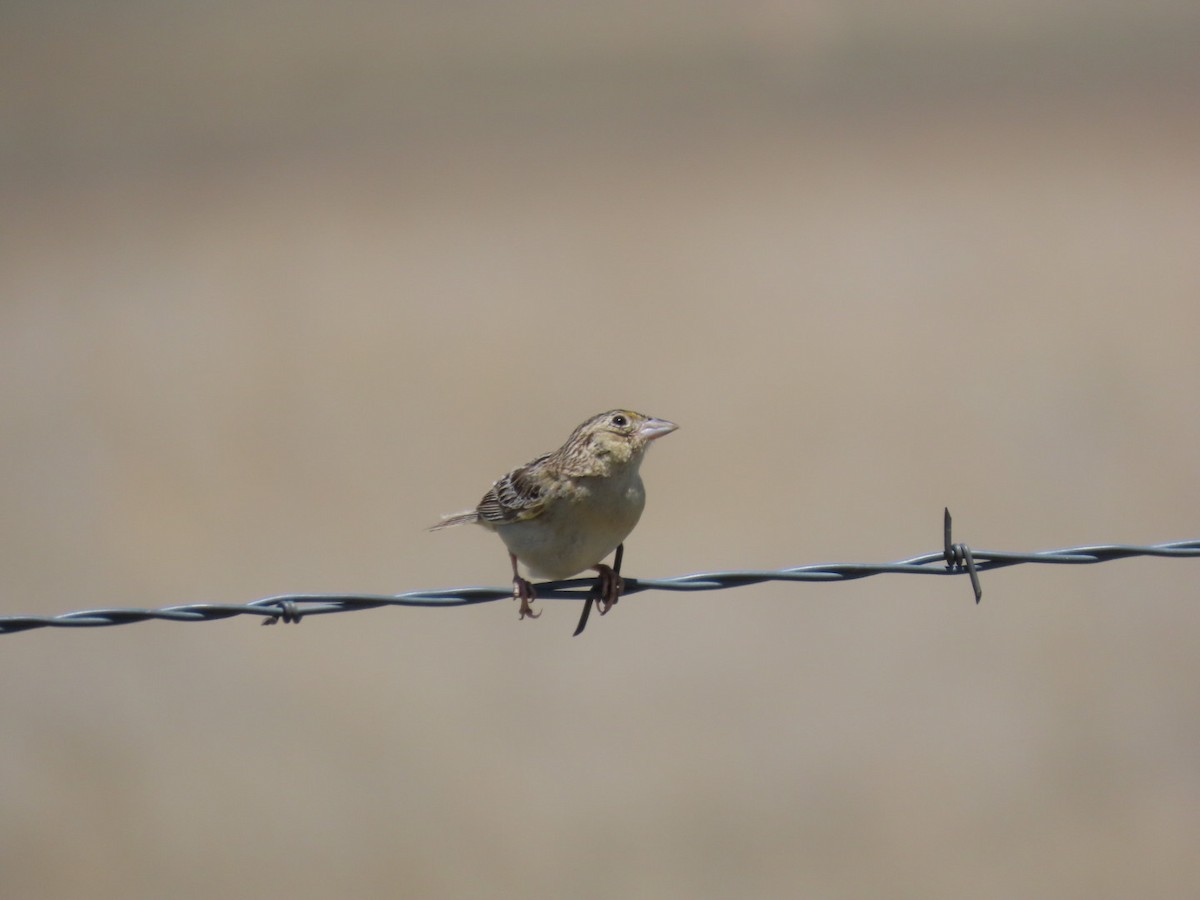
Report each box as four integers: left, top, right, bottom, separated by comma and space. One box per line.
431, 409, 677, 623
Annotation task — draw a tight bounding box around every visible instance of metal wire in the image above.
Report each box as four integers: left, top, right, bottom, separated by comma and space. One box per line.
3, 510, 1198, 636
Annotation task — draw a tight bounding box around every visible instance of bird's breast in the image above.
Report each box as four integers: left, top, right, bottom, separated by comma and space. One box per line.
496, 471, 646, 580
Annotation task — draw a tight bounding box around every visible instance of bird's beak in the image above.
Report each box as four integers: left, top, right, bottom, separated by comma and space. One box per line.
638, 417, 678, 441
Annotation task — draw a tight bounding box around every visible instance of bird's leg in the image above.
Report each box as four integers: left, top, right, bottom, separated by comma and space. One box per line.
592, 563, 624, 615
510, 553, 540, 620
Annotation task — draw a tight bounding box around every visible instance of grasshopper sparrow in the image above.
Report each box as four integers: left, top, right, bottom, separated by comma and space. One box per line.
432, 410, 677, 622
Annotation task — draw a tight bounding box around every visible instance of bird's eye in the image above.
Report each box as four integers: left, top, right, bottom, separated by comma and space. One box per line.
611, 414, 628, 427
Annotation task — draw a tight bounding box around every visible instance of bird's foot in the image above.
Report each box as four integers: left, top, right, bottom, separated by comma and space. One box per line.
593, 564, 624, 615
513, 576, 540, 620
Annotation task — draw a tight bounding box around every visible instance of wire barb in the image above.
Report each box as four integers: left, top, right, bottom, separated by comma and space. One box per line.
943, 508, 983, 604
261, 599, 302, 626
573, 543, 624, 637
3, 512, 1200, 636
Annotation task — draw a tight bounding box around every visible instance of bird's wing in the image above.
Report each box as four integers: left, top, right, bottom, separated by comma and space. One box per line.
476, 453, 556, 524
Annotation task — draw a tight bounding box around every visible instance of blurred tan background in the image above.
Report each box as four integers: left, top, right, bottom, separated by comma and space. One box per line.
3, 2, 1200, 897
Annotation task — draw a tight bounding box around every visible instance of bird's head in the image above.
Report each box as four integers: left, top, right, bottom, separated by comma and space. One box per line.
562, 409, 677, 475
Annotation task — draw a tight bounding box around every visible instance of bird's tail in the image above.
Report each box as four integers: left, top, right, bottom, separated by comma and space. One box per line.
429, 510, 480, 531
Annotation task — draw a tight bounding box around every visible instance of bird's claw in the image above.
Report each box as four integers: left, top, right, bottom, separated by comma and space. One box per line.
513, 576, 540, 620
594, 564, 624, 615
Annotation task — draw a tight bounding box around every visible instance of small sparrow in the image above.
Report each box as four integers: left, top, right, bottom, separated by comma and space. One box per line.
432, 409, 677, 622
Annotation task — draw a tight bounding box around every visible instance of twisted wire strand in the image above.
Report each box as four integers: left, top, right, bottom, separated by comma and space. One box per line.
4, 528, 1198, 636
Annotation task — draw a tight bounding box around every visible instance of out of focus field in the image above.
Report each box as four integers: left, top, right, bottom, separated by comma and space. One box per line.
3, 4, 1199, 897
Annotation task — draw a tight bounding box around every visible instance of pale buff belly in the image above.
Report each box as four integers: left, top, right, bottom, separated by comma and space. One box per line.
495, 476, 646, 579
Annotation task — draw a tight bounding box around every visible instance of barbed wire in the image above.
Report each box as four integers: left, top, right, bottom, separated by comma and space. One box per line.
2, 511, 1198, 637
